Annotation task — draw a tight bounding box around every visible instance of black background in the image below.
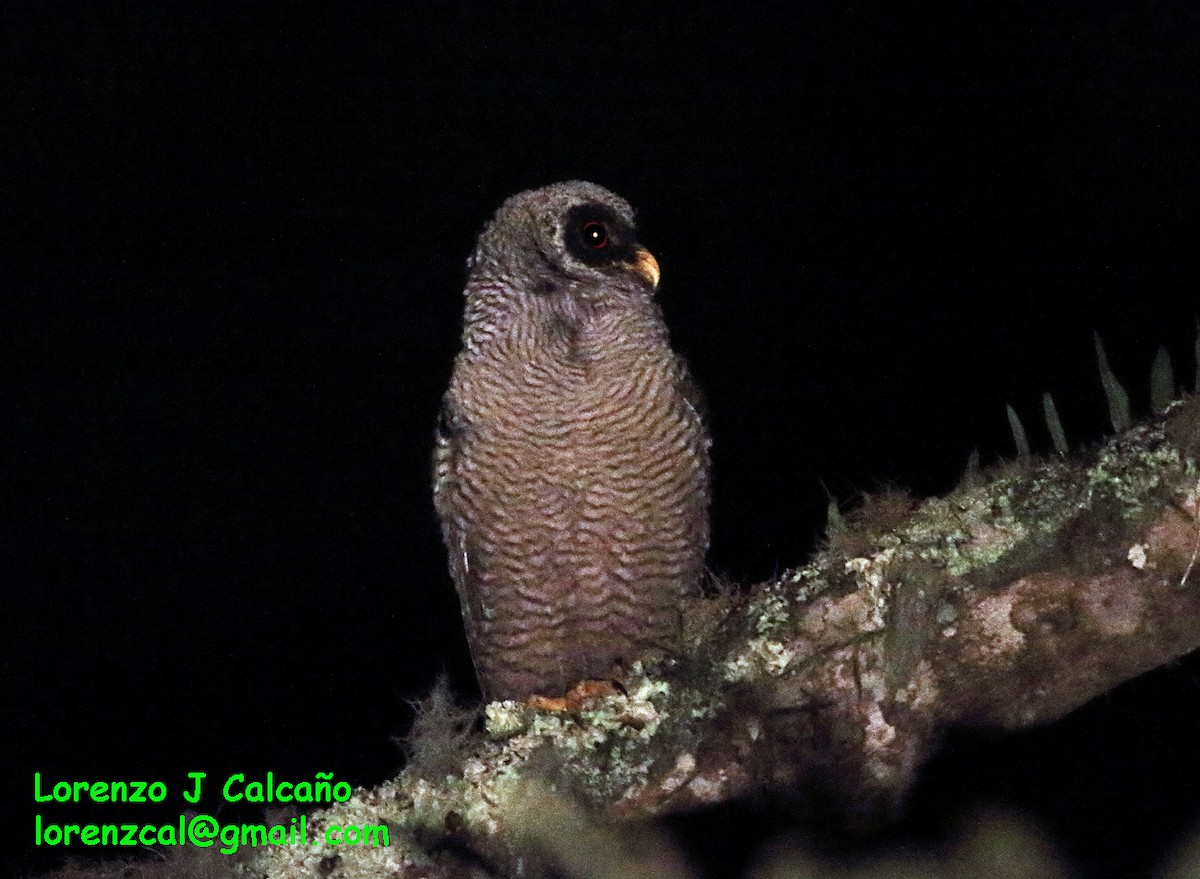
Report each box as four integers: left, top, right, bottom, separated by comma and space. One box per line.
6, 3, 1200, 877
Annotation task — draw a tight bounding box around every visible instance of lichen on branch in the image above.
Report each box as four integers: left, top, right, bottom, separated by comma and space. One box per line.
245, 398, 1200, 879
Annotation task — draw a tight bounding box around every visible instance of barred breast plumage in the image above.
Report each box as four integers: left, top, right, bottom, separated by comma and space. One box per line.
433, 181, 710, 700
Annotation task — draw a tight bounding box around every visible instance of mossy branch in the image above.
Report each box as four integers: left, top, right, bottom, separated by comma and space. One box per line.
245, 398, 1200, 879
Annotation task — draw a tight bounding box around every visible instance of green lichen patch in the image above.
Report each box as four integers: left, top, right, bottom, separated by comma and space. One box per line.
723, 636, 797, 682
485, 699, 532, 739
1083, 423, 1191, 516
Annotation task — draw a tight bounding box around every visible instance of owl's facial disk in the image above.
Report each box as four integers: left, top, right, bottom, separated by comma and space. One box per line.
562, 203, 660, 291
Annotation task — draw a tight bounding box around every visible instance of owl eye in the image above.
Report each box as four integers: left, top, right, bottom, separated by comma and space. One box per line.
580, 220, 609, 250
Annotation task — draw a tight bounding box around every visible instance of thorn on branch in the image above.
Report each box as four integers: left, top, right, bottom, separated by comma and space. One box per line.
1042, 392, 1068, 456
1151, 345, 1175, 414
1094, 332, 1132, 432
1006, 404, 1031, 463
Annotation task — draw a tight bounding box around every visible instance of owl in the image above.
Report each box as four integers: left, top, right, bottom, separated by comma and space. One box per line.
433, 181, 710, 701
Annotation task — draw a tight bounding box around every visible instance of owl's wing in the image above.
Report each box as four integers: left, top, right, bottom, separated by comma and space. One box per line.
432, 394, 478, 628
432, 395, 456, 518
675, 353, 710, 437
675, 353, 713, 557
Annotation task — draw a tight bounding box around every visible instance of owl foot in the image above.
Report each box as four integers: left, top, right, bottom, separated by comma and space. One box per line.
526, 679, 624, 713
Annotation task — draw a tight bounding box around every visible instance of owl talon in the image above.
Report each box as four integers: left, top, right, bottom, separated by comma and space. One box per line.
526, 679, 623, 713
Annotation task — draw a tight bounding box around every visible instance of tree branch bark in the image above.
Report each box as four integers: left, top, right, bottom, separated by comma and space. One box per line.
249, 398, 1200, 879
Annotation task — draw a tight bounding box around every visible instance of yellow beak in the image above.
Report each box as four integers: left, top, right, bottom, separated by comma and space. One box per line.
630, 247, 661, 290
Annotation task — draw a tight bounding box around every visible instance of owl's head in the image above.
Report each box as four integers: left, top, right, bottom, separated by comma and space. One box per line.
466, 181, 661, 301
